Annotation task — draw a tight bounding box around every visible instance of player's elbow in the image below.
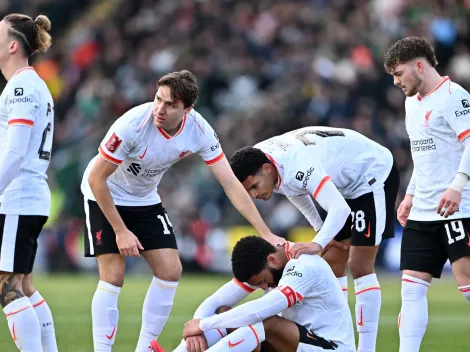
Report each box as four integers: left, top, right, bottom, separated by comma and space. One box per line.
335, 199, 351, 223
88, 171, 104, 191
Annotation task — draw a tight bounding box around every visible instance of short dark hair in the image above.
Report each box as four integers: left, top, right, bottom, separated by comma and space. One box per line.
157, 70, 198, 108
229, 147, 271, 183
231, 236, 276, 283
384, 37, 438, 73
3, 14, 52, 57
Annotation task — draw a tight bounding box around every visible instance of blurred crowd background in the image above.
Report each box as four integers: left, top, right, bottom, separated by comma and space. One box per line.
1, 0, 470, 273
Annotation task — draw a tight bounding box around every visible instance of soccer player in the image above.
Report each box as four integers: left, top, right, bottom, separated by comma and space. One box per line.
384, 37, 470, 351
229, 127, 400, 352
151, 236, 355, 352
81, 70, 281, 351
0, 13, 58, 352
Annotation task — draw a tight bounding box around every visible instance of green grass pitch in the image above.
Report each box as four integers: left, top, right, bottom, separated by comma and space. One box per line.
0, 274, 468, 351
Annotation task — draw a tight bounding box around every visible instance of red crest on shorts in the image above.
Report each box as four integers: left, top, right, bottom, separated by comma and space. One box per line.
105, 133, 122, 153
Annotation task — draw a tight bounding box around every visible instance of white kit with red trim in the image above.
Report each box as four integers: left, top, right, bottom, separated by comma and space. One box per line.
0, 67, 54, 216
81, 103, 224, 206
198, 242, 355, 351
254, 126, 393, 200
406, 76, 470, 221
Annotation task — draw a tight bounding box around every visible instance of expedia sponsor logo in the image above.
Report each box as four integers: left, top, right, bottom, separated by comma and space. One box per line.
455, 109, 470, 117
411, 138, 436, 152
301, 167, 315, 191
7, 96, 33, 104
285, 266, 303, 277
210, 142, 220, 151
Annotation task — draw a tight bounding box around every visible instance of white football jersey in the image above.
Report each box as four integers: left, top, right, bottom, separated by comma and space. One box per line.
405, 77, 470, 221
81, 103, 224, 206
254, 127, 393, 200
276, 245, 355, 351
0, 67, 54, 216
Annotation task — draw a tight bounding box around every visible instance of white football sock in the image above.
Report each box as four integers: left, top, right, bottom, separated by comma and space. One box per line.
354, 273, 381, 352
206, 322, 265, 352
30, 291, 58, 352
136, 277, 178, 352
4, 296, 43, 351
399, 274, 430, 352
338, 276, 349, 303
92, 281, 121, 352
459, 284, 470, 303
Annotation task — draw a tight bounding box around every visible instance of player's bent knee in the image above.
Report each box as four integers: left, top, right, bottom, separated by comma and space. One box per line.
215, 306, 231, 314
347, 255, 375, 279
262, 315, 284, 334
153, 259, 182, 282
96, 254, 126, 287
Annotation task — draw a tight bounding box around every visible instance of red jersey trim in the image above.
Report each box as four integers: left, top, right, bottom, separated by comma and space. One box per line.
158, 114, 187, 139
417, 76, 450, 101
8, 119, 34, 127
98, 146, 123, 165
205, 152, 225, 166
232, 278, 255, 293
313, 176, 332, 199
265, 153, 282, 191
12, 66, 35, 78
458, 129, 470, 142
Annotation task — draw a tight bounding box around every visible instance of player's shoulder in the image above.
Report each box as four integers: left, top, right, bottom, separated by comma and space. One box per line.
185, 109, 213, 133
118, 102, 153, 130
6, 69, 47, 96
448, 81, 470, 100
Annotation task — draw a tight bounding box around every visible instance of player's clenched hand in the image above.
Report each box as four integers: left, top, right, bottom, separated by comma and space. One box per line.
186, 335, 208, 352
183, 319, 203, 339
115, 228, 144, 257
437, 188, 462, 218
397, 194, 413, 227
320, 239, 348, 256
289, 242, 322, 258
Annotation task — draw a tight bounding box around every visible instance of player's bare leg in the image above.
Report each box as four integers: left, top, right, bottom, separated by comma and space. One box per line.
348, 245, 381, 352
92, 254, 125, 351
398, 270, 432, 352
136, 248, 182, 352
322, 239, 350, 302
22, 274, 58, 351
451, 256, 470, 301
1, 271, 42, 351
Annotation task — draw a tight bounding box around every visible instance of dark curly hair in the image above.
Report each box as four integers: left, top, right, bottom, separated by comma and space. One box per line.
231, 236, 276, 283
384, 37, 438, 73
229, 147, 271, 183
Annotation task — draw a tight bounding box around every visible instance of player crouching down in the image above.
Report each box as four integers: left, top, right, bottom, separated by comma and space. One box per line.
151, 236, 355, 352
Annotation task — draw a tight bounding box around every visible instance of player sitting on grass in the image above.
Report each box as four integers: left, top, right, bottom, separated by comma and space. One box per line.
150, 236, 355, 352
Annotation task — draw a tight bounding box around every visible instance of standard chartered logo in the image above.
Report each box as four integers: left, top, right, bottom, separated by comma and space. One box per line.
411, 138, 436, 152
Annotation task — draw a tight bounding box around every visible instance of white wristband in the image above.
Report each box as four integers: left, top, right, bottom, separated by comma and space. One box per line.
450, 172, 469, 194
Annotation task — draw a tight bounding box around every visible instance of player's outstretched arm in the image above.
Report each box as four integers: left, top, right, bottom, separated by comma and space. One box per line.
193, 278, 254, 319
289, 180, 350, 258
183, 288, 289, 338
0, 124, 32, 193
88, 157, 144, 256
209, 158, 283, 244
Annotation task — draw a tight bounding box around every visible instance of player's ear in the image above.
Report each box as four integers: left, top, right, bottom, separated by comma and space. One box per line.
262, 163, 271, 175
416, 60, 424, 74
267, 253, 277, 265
8, 40, 19, 55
